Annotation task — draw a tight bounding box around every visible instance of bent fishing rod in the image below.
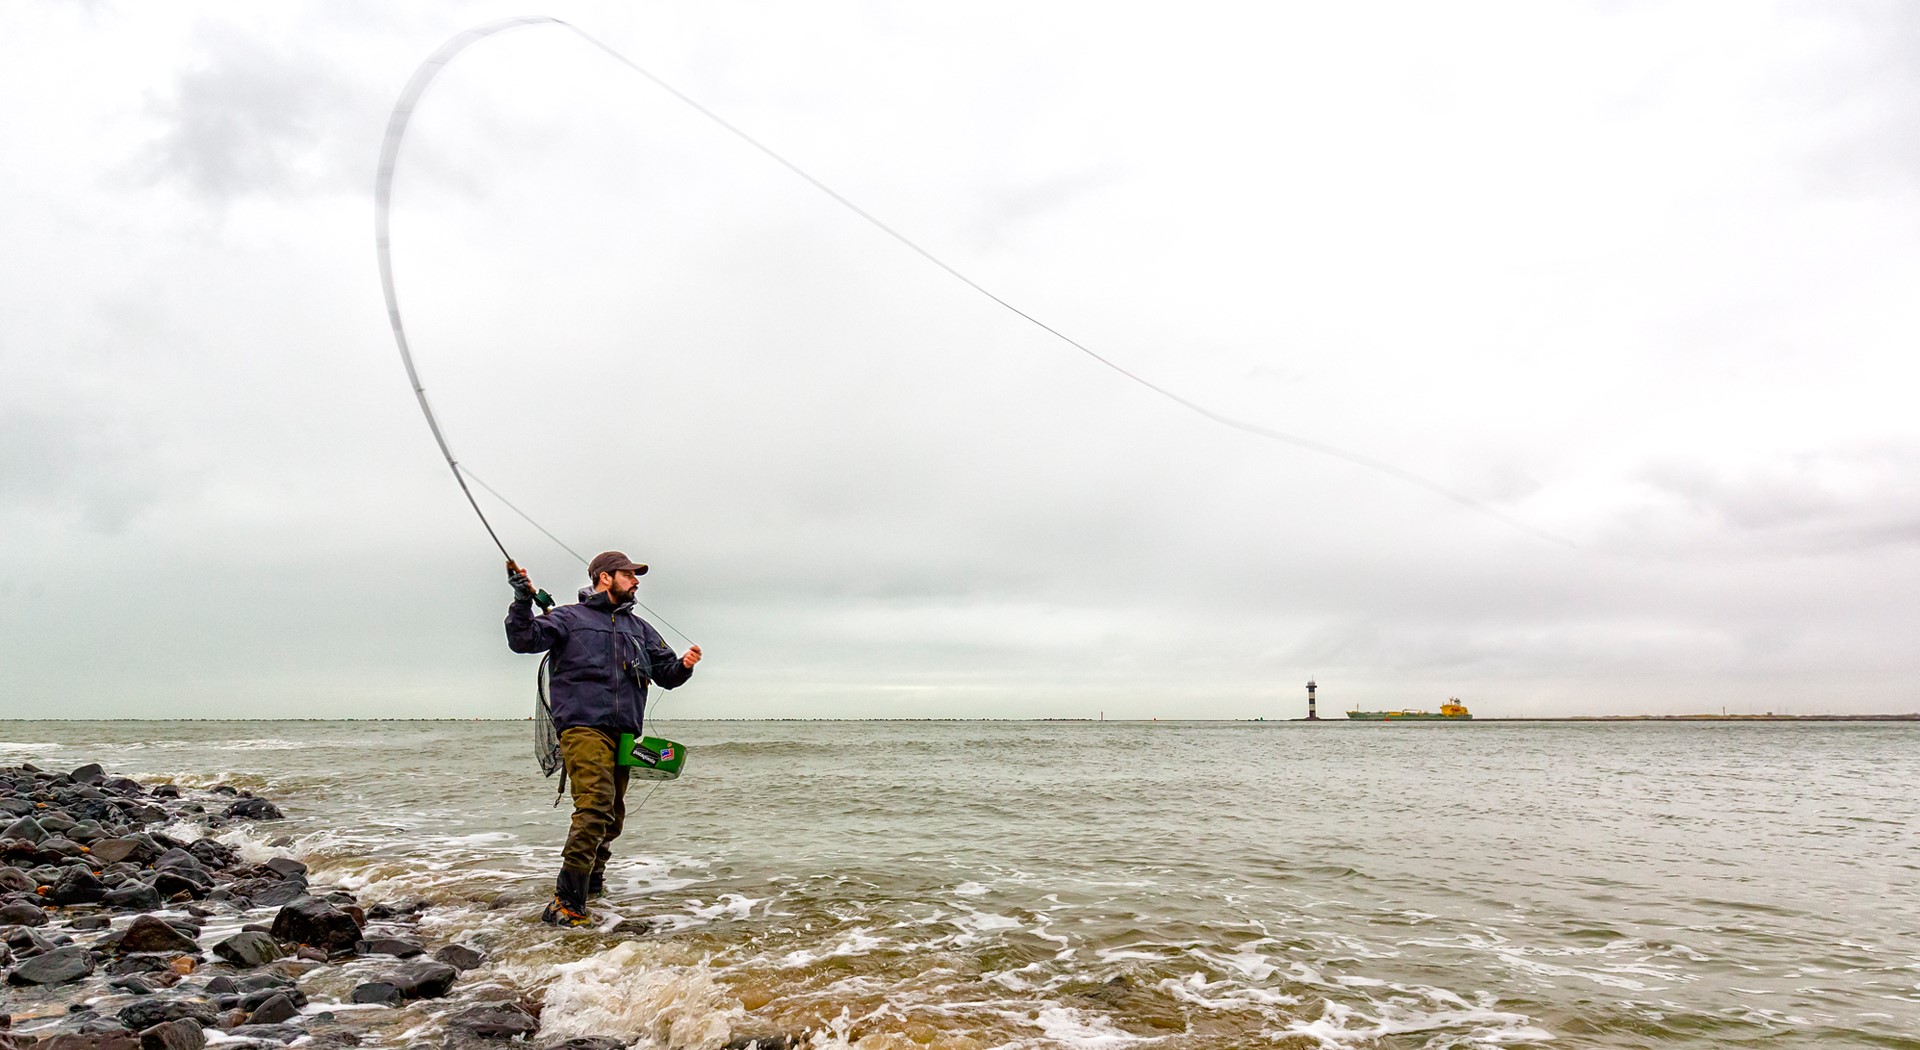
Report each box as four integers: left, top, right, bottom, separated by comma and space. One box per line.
376, 16, 1571, 583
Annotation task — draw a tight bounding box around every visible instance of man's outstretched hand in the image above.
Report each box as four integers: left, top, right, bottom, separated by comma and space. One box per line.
507, 562, 536, 602
682, 644, 702, 669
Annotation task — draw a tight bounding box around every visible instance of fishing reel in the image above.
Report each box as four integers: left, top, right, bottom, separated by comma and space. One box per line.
507, 559, 554, 612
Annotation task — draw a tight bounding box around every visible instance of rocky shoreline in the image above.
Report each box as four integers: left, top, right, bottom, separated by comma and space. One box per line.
0, 761, 593, 1050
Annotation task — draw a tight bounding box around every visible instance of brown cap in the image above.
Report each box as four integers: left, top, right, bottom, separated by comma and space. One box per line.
587, 551, 649, 581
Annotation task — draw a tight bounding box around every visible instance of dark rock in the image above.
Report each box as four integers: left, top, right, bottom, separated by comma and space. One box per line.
240, 987, 305, 1012
4, 925, 55, 953
39, 835, 88, 859
543, 1040, 629, 1050
222, 800, 282, 822
348, 982, 402, 1006
106, 955, 170, 975
268, 897, 360, 956
153, 849, 204, 874
230, 879, 304, 908
7, 943, 93, 985
377, 958, 457, 1000
294, 946, 326, 962
110, 975, 156, 994
210, 786, 238, 797
116, 1000, 218, 1031
104, 778, 145, 795
245, 994, 298, 1027
213, 931, 283, 968
120, 916, 199, 954
0, 865, 34, 893
353, 937, 423, 958
103, 882, 163, 912
73, 915, 114, 931
434, 943, 487, 971
38, 1033, 140, 1050
151, 785, 182, 799
262, 858, 306, 879
445, 1002, 538, 1039
151, 870, 211, 900
225, 1025, 301, 1045
185, 840, 236, 871
67, 822, 107, 843
51, 867, 108, 905
90, 839, 156, 866
38, 813, 78, 833
1, 817, 46, 843
0, 901, 48, 926
138, 1018, 205, 1050
69, 764, 105, 785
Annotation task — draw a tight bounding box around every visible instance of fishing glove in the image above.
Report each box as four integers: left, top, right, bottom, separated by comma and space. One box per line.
508, 568, 537, 602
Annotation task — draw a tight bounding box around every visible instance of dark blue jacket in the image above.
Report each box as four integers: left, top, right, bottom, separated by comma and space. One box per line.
506, 588, 692, 732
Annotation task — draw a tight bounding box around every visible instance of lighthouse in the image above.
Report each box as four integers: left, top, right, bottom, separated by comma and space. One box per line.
1306, 680, 1319, 720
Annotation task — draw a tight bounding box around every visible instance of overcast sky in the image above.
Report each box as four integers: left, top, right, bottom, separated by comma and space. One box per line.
3, 1, 1917, 720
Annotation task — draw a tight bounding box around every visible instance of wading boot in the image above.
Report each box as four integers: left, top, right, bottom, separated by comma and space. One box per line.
541, 869, 592, 928
586, 870, 606, 900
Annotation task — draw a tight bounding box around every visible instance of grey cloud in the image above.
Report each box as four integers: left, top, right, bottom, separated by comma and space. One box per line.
140, 24, 362, 202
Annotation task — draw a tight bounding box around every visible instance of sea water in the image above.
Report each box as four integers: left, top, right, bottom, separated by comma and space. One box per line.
2, 719, 1916, 1048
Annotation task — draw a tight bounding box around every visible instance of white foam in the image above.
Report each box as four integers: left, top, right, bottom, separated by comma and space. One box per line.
537, 940, 744, 1049
953, 881, 990, 897
1031, 1005, 1159, 1047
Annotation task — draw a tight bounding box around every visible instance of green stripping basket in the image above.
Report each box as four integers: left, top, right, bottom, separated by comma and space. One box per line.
617, 734, 686, 780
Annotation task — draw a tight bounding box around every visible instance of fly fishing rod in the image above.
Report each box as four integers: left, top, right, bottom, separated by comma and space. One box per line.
375, 16, 1571, 581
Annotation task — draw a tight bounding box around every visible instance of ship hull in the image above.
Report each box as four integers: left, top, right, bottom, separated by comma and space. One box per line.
1346, 711, 1472, 720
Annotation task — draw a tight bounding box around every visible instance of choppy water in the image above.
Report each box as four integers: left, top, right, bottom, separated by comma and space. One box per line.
3, 719, 1917, 1048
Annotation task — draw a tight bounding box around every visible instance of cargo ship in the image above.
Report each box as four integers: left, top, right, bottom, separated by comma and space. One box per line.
1347, 698, 1472, 720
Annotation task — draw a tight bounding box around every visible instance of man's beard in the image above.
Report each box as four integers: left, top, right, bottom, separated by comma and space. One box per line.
610, 581, 637, 603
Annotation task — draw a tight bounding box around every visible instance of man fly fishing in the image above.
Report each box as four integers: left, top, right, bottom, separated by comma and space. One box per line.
506, 551, 702, 927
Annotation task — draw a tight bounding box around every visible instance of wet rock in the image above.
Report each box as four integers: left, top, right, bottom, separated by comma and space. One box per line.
109, 975, 156, 995
364, 899, 428, 921
353, 937, 423, 958
150, 785, 182, 800
445, 1002, 538, 1039
39, 835, 89, 859
0, 1035, 32, 1050
262, 858, 306, 879
69, 764, 106, 786
151, 870, 211, 900
138, 1018, 206, 1050
2, 817, 46, 843
5, 925, 56, 952
51, 867, 108, 905
7, 944, 94, 985
120, 916, 199, 955
434, 943, 487, 971
116, 1000, 218, 1031
67, 822, 107, 843
38, 1033, 140, 1050
294, 946, 327, 963
223, 800, 282, 822
90, 839, 157, 866
245, 994, 298, 1026
723, 1038, 802, 1050
107, 955, 171, 975
0, 865, 34, 893
348, 981, 403, 1006
103, 778, 145, 796
268, 897, 361, 956
73, 915, 114, 931
229, 878, 305, 908
0, 900, 48, 926
212, 931, 283, 968
225, 1025, 302, 1045
542, 1040, 629, 1050
38, 813, 79, 834
185, 840, 236, 871
103, 882, 163, 912
381, 958, 457, 1000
